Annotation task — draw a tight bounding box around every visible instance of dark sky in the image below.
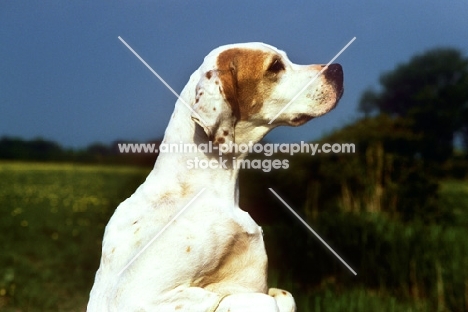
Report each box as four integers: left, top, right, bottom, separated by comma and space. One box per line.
1, 1, 467, 147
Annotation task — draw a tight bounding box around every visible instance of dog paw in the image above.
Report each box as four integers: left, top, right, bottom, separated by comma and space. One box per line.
268, 288, 296, 312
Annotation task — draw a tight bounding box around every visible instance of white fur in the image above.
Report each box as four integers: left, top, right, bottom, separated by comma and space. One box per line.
87, 42, 343, 311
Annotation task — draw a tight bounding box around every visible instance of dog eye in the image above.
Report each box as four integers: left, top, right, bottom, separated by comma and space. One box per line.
267, 58, 285, 73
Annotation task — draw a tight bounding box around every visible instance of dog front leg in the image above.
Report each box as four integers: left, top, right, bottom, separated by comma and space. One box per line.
215, 292, 283, 312
268, 288, 296, 312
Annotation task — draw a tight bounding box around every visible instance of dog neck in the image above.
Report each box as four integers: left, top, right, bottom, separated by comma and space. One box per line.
147, 91, 249, 207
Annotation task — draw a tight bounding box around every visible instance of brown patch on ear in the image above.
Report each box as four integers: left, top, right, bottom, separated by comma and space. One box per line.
217, 49, 273, 120
216, 69, 240, 120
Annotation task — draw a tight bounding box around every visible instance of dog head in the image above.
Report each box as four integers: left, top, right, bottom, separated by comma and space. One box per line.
191, 42, 343, 145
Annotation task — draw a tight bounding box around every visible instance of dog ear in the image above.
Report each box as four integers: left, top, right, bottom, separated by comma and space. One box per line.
191, 70, 237, 145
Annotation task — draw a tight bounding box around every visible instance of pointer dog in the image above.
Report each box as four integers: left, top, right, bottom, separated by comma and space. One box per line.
88, 42, 343, 311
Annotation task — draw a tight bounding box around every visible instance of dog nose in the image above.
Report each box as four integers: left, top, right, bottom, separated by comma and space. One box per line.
323, 64, 343, 83
323, 63, 343, 98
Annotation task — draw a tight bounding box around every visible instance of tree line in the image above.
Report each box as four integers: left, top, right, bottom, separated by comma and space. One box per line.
0, 137, 159, 166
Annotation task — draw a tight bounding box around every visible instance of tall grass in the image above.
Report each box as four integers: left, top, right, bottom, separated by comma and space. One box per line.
264, 195, 468, 311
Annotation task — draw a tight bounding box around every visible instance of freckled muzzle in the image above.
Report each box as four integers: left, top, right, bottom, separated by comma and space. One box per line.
290, 64, 344, 126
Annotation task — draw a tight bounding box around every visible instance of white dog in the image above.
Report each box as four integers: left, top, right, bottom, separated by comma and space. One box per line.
88, 42, 343, 311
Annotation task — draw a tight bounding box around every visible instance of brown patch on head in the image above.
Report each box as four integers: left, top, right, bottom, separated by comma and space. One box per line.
205, 71, 212, 79
186, 246, 191, 252
216, 48, 277, 120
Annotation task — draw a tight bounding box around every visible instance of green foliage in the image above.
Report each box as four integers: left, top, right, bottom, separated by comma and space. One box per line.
0, 136, 158, 166
306, 288, 428, 312
244, 156, 468, 311
0, 137, 67, 161
269, 115, 444, 224
1, 162, 468, 311
358, 48, 468, 161
0, 162, 149, 311
264, 210, 468, 311
439, 179, 468, 227
240, 115, 468, 311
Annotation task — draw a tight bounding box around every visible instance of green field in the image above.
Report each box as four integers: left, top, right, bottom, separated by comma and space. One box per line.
1, 162, 467, 311
0, 162, 149, 311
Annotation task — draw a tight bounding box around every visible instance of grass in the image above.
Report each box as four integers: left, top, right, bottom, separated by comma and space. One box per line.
0, 161, 149, 311
268, 270, 431, 311
439, 179, 468, 227
0, 161, 467, 311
